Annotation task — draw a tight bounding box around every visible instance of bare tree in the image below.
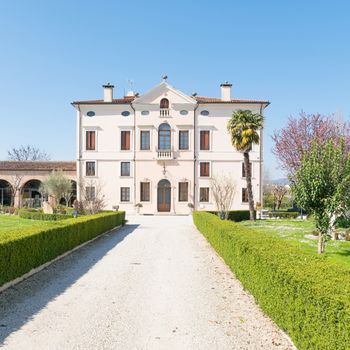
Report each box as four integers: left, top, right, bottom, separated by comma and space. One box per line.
7, 145, 50, 161
79, 179, 106, 214
10, 174, 24, 207
272, 185, 289, 210
211, 175, 236, 219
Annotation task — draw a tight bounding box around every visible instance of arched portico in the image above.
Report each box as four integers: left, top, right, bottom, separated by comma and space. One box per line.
0, 180, 13, 206
22, 179, 42, 208
157, 179, 171, 212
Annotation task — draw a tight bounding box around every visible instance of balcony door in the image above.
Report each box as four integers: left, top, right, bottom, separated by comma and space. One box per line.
157, 179, 171, 212
158, 123, 171, 150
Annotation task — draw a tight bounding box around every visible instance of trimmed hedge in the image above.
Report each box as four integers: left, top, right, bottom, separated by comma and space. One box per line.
208, 210, 255, 222
18, 209, 72, 221
0, 211, 125, 287
193, 211, 350, 350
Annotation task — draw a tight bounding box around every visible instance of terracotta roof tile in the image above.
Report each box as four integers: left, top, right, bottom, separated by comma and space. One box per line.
72, 96, 136, 105
195, 96, 270, 104
0, 161, 76, 171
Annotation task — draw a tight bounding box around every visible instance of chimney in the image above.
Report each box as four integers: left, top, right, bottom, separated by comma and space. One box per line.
103, 83, 114, 102
220, 81, 232, 101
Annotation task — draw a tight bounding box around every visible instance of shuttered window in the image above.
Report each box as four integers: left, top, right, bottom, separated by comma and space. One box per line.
200, 162, 210, 177
86, 161, 96, 176
179, 130, 189, 150
121, 162, 130, 176
178, 182, 188, 202
121, 131, 131, 150
200, 130, 210, 150
86, 131, 96, 150
199, 187, 209, 202
242, 188, 249, 202
140, 182, 150, 201
120, 187, 130, 202
140, 131, 150, 150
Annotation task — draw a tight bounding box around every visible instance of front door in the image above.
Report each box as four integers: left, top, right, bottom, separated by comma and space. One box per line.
157, 179, 171, 212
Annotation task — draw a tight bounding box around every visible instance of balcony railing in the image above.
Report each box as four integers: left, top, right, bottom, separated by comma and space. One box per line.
156, 148, 173, 159
160, 108, 170, 116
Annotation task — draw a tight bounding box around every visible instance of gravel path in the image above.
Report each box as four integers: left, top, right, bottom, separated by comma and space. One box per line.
0, 215, 296, 350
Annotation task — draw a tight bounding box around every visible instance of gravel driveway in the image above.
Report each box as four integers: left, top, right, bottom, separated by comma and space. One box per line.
0, 215, 296, 350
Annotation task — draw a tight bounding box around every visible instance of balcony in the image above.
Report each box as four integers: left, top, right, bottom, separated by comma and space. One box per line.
156, 148, 173, 160
160, 108, 170, 117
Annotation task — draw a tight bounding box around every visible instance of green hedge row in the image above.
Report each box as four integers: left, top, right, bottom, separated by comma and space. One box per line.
193, 211, 350, 350
18, 209, 72, 221
0, 211, 125, 287
268, 211, 299, 219
208, 210, 255, 222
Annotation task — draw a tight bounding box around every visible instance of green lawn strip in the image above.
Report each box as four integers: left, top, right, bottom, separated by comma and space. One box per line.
241, 219, 350, 269
193, 212, 350, 350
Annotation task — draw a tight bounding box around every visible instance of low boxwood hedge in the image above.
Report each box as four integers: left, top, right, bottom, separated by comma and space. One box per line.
193, 211, 350, 350
0, 211, 125, 288
18, 209, 72, 221
208, 210, 255, 222
268, 211, 299, 219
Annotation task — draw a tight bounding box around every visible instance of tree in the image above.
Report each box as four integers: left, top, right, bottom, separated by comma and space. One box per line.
210, 174, 236, 219
272, 185, 289, 210
227, 109, 264, 220
7, 145, 50, 161
10, 174, 24, 207
272, 112, 350, 176
40, 171, 72, 207
292, 140, 350, 254
78, 179, 106, 214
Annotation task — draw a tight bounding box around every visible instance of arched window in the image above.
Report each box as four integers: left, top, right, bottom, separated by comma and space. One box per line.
158, 123, 171, 150
160, 98, 169, 109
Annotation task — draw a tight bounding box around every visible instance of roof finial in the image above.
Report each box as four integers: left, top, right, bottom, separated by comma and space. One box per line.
162, 74, 168, 81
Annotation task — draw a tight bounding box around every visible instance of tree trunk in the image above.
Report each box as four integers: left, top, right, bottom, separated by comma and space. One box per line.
318, 232, 325, 254
328, 213, 338, 240
243, 152, 255, 220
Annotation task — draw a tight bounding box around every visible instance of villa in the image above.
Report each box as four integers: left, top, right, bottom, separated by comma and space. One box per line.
72, 79, 269, 214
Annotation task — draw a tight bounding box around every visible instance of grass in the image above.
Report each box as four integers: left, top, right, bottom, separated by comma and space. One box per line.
241, 219, 350, 268
0, 214, 60, 243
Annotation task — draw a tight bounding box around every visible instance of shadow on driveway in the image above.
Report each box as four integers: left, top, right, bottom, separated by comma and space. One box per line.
0, 223, 138, 345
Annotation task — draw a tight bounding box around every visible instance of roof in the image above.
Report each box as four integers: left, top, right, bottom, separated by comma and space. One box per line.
195, 96, 270, 105
72, 96, 136, 105
0, 161, 76, 172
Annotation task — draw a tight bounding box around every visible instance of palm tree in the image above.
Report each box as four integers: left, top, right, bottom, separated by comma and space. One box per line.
227, 110, 264, 220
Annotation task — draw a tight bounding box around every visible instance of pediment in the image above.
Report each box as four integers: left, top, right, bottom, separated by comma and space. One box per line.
132, 82, 197, 107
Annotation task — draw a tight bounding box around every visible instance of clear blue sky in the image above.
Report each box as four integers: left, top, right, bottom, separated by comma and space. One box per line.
1, 0, 349, 179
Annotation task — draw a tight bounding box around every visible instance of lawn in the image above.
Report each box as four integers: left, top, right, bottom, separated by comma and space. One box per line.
241, 219, 350, 268
0, 214, 59, 243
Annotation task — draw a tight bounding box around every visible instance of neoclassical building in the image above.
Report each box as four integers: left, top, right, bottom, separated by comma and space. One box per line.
72, 80, 269, 214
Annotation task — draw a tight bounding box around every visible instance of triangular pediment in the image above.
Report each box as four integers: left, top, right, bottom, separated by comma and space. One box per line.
132, 82, 197, 106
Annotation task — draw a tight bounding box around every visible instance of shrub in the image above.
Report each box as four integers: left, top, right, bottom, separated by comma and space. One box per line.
268, 211, 299, 219
0, 211, 125, 287
0, 206, 15, 214
193, 211, 350, 350
208, 210, 255, 222
18, 209, 72, 221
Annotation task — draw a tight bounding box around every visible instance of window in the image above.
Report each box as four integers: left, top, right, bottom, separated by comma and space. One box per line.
179, 130, 189, 150
200, 110, 210, 116
178, 182, 188, 202
158, 123, 171, 150
121, 130, 131, 150
200, 130, 210, 150
87, 111, 95, 117
180, 110, 188, 116
141, 110, 149, 116
86, 131, 96, 150
242, 162, 252, 178
140, 130, 150, 150
86, 161, 96, 176
140, 182, 150, 202
121, 162, 130, 176
242, 188, 249, 203
160, 98, 169, 109
121, 111, 130, 117
86, 186, 95, 201
200, 162, 210, 177
199, 187, 209, 202
120, 187, 130, 202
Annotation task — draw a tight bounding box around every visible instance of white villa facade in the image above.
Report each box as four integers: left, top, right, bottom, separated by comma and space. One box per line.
72, 80, 269, 215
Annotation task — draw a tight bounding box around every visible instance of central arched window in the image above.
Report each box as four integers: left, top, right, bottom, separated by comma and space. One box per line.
158, 123, 171, 150
160, 98, 169, 109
